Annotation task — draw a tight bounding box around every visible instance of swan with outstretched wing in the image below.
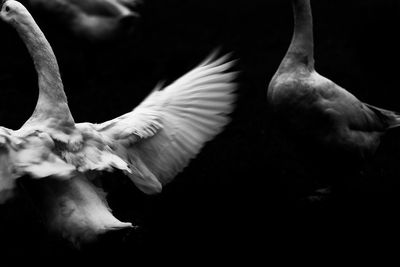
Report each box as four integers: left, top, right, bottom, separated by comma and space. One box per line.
0, 0, 237, 246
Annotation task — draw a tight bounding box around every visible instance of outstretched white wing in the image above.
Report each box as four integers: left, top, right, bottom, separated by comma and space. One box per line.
86, 52, 238, 194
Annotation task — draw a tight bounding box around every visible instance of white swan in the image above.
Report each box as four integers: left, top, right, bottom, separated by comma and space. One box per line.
29, 0, 141, 41
267, 0, 400, 190
0, 0, 237, 246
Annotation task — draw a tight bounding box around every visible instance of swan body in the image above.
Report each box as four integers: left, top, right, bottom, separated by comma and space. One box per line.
270, 67, 396, 159
29, 0, 141, 41
0, 0, 237, 246
267, 0, 400, 185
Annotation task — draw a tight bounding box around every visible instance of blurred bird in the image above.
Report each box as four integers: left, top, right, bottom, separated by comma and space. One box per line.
29, 0, 141, 42
0, 0, 237, 247
267, 0, 400, 195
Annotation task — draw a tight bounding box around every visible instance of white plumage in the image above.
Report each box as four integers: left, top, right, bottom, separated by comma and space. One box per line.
0, 0, 237, 246
86, 53, 237, 193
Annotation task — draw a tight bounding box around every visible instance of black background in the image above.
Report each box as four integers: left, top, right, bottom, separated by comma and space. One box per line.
1, 0, 400, 264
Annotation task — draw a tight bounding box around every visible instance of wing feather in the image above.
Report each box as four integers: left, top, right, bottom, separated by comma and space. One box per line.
93, 52, 237, 193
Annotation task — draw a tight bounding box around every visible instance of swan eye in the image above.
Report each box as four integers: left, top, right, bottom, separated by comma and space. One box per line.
5, 6, 10, 12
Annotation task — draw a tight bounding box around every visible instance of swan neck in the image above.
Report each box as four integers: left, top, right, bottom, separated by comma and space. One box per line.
11, 13, 74, 124
283, 0, 314, 70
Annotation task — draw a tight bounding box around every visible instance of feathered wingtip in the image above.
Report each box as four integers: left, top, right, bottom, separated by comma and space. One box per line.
205, 46, 239, 93
148, 47, 239, 95
199, 46, 239, 70
176, 47, 239, 98
201, 47, 240, 112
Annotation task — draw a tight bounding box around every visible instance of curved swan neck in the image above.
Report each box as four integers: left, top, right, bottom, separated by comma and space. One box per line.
9, 10, 74, 125
281, 0, 314, 71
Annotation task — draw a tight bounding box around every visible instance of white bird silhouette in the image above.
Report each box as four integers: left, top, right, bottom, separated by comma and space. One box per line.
29, 0, 141, 41
0, 0, 237, 246
267, 0, 400, 193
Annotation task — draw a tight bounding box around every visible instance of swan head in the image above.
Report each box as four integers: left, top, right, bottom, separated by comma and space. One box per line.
0, 0, 31, 24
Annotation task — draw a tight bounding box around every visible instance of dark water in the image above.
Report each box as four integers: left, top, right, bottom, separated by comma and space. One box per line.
1, 0, 400, 263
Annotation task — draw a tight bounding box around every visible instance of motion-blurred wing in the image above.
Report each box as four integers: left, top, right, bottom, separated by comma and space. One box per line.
93, 52, 237, 194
